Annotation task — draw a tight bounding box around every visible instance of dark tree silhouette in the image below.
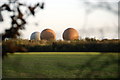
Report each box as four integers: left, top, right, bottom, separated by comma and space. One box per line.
0, 0, 44, 58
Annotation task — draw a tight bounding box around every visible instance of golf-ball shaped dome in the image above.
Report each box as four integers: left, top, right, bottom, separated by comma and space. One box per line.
63, 28, 79, 40
40, 29, 56, 40
30, 32, 40, 40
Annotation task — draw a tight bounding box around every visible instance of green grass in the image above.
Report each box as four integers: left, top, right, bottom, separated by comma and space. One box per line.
3, 52, 119, 78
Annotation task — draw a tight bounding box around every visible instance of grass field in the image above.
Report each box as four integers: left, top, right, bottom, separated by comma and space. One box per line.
3, 52, 119, 78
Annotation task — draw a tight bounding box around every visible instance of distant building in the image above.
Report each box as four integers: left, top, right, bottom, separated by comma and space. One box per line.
30, 32, 40, 40
63, 28, 79, 40
40, 29, 56, 40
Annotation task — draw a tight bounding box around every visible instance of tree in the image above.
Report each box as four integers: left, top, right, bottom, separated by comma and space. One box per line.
0, 0, 44, 58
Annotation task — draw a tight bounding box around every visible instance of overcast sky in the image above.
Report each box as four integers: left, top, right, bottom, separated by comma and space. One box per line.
0, 0, 119, 40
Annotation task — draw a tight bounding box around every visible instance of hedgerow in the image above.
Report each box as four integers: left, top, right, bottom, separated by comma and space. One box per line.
2, 38, 120, 52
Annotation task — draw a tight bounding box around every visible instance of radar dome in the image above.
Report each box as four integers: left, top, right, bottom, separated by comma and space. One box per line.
63, 28, 79, 40
40, 29, 56, 40
30, 32, 40, 40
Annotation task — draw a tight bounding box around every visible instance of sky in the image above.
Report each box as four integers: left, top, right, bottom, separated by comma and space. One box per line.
0, 0, 119, 40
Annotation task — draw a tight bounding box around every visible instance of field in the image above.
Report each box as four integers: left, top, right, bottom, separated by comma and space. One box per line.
3, 52, 119, 78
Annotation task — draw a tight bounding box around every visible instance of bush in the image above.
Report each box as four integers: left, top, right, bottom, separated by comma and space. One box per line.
2, 38, 120, 53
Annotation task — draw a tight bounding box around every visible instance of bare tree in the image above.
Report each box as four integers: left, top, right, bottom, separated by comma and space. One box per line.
0, 0, 44, 58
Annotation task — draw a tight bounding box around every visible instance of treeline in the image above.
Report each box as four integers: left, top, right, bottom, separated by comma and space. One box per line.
2, 38, 120, 53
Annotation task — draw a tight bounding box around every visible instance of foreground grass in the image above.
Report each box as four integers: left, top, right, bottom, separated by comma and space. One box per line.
3, 52, 119, 78
14, 52, 101, 54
